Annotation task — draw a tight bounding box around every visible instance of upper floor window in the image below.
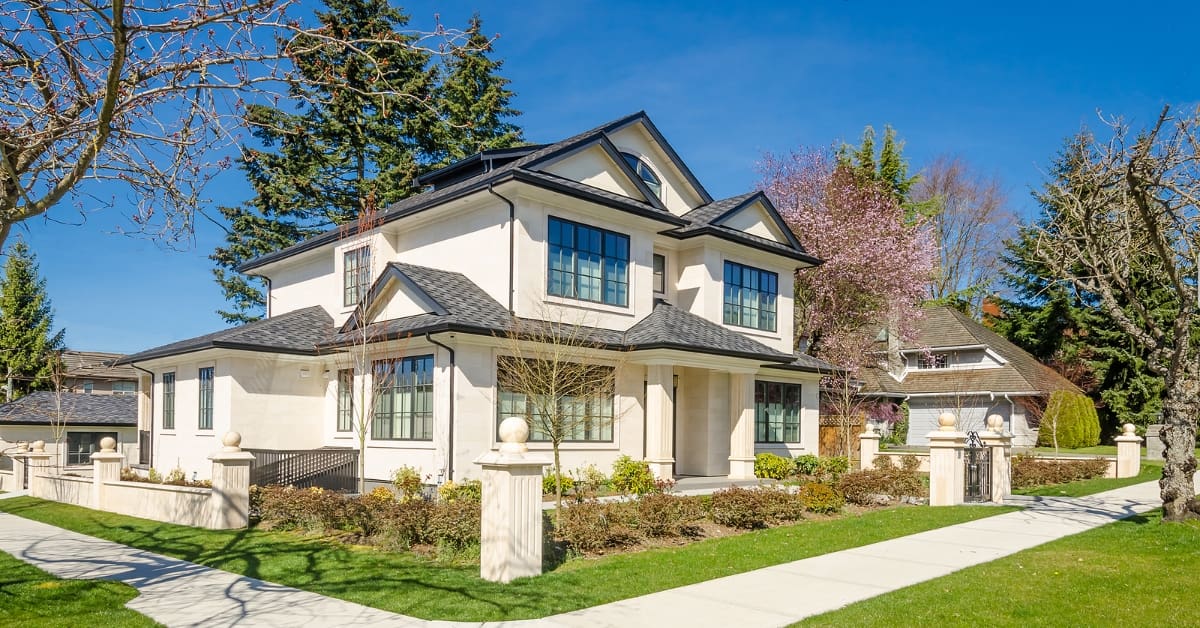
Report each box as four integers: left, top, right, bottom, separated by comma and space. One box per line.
652, 254, 666, 294
111, 381, 136, 396
343, 246, 371, 307
372, 355, 434, 441
547, 217, 629, 307
162, 372, 175, 430
621, 152, 662, 199
723, 261, 778, 332
198, 367, 214, 430
336, 369, 354, 432
81, 380, 93, 394
919, 353, 949, 369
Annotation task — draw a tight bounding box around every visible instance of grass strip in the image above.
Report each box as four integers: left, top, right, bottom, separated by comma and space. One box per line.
0, 549, 159, 627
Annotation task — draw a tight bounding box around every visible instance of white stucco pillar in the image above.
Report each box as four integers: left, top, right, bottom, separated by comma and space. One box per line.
208, 432, 256, 530
927, 412, 966, 506
475, 417, 551, 583
859, 424, 881, 470
21, 441, 51, 498
91, 437, 124, 509
644, 364, 675, 480
980, 414, 1012, 503
728, 372, 756, 480
1115, 423, 1143, 479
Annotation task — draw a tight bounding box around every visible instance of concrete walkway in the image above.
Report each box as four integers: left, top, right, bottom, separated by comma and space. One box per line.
0, 477, 1178, 628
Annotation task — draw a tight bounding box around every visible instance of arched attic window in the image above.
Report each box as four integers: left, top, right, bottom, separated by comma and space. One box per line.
621, 152, 663, 199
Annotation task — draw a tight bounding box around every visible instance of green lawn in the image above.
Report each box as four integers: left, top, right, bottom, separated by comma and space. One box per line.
0, 549, 159, 627
800, 508, 1200, 626
1014, 461, 1163, 498
0, 497, 1011, 621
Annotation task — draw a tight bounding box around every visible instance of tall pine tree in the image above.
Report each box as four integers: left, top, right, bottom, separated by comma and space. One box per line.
0, 240, 65, 400
212, 4, 522, 323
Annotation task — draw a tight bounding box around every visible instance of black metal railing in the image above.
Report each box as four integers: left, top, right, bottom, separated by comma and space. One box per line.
245, 447, 359, 493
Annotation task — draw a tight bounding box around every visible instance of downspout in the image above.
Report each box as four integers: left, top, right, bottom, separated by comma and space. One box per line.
129, 363, 155, 467
487, 183, 517, 314
425, 333, 456, 482
264, 276, 272, 318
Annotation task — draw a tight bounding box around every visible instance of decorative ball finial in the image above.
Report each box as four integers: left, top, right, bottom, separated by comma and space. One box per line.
99, 437, 116, 453
863, 423, 875, 435
30, 440, 44, 453
498, 416, 530, 454
937, 412, 958, 431
986, 414, 1004, 432
1123, 423, 1137, 436
221, 431, 243, 452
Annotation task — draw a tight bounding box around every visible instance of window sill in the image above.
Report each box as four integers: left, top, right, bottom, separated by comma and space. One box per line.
544, 294, 635, 317
368, 441, 435, 450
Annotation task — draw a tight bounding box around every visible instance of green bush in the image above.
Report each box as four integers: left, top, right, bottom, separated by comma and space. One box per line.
836, 460, 925, 506
759, 486, 806, 522
754, 452, 793, 479
611, 455, 656, 495
392, 466, 424, 502
709, 487, 769, 529
818, 456, 850, 478
1037, 390, 1101, 449
555, 501, 640, 553
794, 454, 821, 476
542, 470, 575, 496
570, 464, 610, 498
797, 482, 844, 514
1011, 455, 1110, 489
437, 479, 481, 503
635, 493, 705, 538
427, 500, 481, 549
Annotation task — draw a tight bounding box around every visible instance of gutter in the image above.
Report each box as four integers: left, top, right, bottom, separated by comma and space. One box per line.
425, 333, 456, 482
128, 362, 155, 467
487, 183, 517, 315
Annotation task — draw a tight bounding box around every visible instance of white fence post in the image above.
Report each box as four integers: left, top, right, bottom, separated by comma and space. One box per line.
208, 432, 256, 529
980, 414, 1012, 503
23, 441, 51, 498
1115, 423, 1143, 478
474, 417, 551, 583
927, 412, 966, 506
91, 437, 125, 509
858, 424, 881, 470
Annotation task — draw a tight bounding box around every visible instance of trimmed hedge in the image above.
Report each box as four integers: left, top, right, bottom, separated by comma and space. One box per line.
1011, 455, 1110, 489
1036, 390, 1101, 449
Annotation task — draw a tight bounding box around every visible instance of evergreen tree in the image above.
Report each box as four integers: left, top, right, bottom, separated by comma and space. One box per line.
839, 125, 931, 224
212, 2, 521, 323
431, 14, 523, 165
0, 240, 65, 400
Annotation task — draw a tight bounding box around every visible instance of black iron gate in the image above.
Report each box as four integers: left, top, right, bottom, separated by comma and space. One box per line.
964, 431, 991, 503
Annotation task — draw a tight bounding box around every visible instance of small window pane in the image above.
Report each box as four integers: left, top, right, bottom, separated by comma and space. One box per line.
723, 261, 779, 332
162, 373, 176, 430
754, 381, 803, 444
198, 367, 214, 430
653, 254, 666, 294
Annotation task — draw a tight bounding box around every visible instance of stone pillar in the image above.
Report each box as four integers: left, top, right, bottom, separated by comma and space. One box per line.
858, 424, 881, 470
474, 417, 551, 583
979, 414, 1012, 503
728, 372, 756, 480
208, 432, 256, 529
1145, 423, 1165, 460
10, 441, 28, 492
644, 364, 675, 479
1115, 423, 1143, 479
22, 441, 51, 498
91, 437, 125, 508
927, 412, 966, 506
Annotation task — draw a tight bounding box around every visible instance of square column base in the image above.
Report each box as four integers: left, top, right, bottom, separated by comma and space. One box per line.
728, 456, 755, 480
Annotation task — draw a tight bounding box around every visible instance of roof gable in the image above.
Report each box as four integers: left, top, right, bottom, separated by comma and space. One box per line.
535, 136, 667, 209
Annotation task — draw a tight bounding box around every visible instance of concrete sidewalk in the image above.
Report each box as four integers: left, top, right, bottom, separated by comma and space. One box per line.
0, 477, 1179, 628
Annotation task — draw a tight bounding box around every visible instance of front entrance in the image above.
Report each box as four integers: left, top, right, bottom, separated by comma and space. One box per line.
964, 431, 992, 503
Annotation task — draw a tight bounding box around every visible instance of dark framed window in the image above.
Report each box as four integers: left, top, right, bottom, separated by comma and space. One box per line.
82, 380, 93, 394
919, 353, 949, 369
67, 432, 117, 465
620, 152, 663, 198
653, 254, 666, 294
198, 367, 214, 430
343, 246, 372, 307
496, 358, 615, 442
162, 372, 176, 430
336, 369, 354, 432
111, 381, 136, 396
547, 217, 629, 307
755, 381, 802, 443
372, 355, 434, 440
723, 261, 778, 332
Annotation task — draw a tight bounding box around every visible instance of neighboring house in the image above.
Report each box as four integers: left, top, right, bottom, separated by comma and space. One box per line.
0, 392, 138, 489
118, 111, 835, 486
861, 306, 1081, 448
59, 350, 140, 395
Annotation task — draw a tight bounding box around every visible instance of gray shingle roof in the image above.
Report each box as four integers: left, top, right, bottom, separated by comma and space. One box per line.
60, 350, 138, 380
667, 192, 821, 265
119, 306, 333, 364
624, 301, 796, 361
0, 392, 137, 426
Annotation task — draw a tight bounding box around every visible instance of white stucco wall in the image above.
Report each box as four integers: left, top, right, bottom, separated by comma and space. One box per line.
607, 124, 705, 215
542, 145, 645, 199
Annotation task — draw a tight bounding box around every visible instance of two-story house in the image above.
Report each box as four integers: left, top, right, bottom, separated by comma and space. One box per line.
862, 306, 1082, 447
119, 112, 835, 485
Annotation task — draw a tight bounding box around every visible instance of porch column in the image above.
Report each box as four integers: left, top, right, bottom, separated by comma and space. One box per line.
644, 364, 675, 479
728, 372, 755, 479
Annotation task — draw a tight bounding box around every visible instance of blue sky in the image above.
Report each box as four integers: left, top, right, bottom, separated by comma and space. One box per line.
15, 0, 1200, 353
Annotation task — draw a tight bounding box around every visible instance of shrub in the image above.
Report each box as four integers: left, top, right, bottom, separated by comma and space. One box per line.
611, 455, 656, 495
146, 468, 163, 484
428, 499, 481, 549
818, 456, 850, 478
709, 487, 768, 529
1037, 390, 1101, 449
543, 470, 575, 496
392, 466, 424, 502
759, 486, 806, 522
163, 466, 187, 486
437, 479, 481, 503
794, 454, 821, 476
797, 482, 844, 514
635, 493, 704, 537
836, 463, 925, 506
1011, 455, 1110, 489
555, 501, 640, 553
257, 485, 348, 532
754, 453, 793, 480
571, 464, 610, 498
365, 486, 395, 502
375, 499, 434, 549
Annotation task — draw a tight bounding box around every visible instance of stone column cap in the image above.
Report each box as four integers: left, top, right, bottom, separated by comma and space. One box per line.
474, 450, 552, 468
927, 431, 967, 445
859, 424, 882, 440
90, 451, 125, 462
1114, 423, 1144, 443
208, 451, 256, 463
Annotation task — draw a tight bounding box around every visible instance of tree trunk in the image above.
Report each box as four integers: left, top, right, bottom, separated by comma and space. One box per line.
553, 444, 563, 526
1159, 382, 1199, 521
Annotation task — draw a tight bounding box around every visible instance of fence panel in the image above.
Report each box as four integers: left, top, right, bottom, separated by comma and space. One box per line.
245, 447, 359, 493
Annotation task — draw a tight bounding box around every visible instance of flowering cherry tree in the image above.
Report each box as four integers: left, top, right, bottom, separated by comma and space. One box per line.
0, 0, 468, 249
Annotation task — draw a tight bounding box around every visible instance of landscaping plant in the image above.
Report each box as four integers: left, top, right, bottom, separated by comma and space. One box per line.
754, 452, 793, 480
611, 455, 656, 495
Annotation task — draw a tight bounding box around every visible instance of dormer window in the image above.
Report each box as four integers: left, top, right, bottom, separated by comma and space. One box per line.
621, 152, 662, 199
919, 353, 949, 369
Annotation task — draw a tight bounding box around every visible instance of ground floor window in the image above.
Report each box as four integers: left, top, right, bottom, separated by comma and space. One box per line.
372, 355, 434, 440
67, 432, 118, 465
496, 359, 615, 442
755, 381, 802, 443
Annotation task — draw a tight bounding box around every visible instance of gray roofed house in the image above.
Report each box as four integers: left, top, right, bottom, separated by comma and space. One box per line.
58, 350, 139, 396
0, 392, 137, 426
120, 110, 835, 485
